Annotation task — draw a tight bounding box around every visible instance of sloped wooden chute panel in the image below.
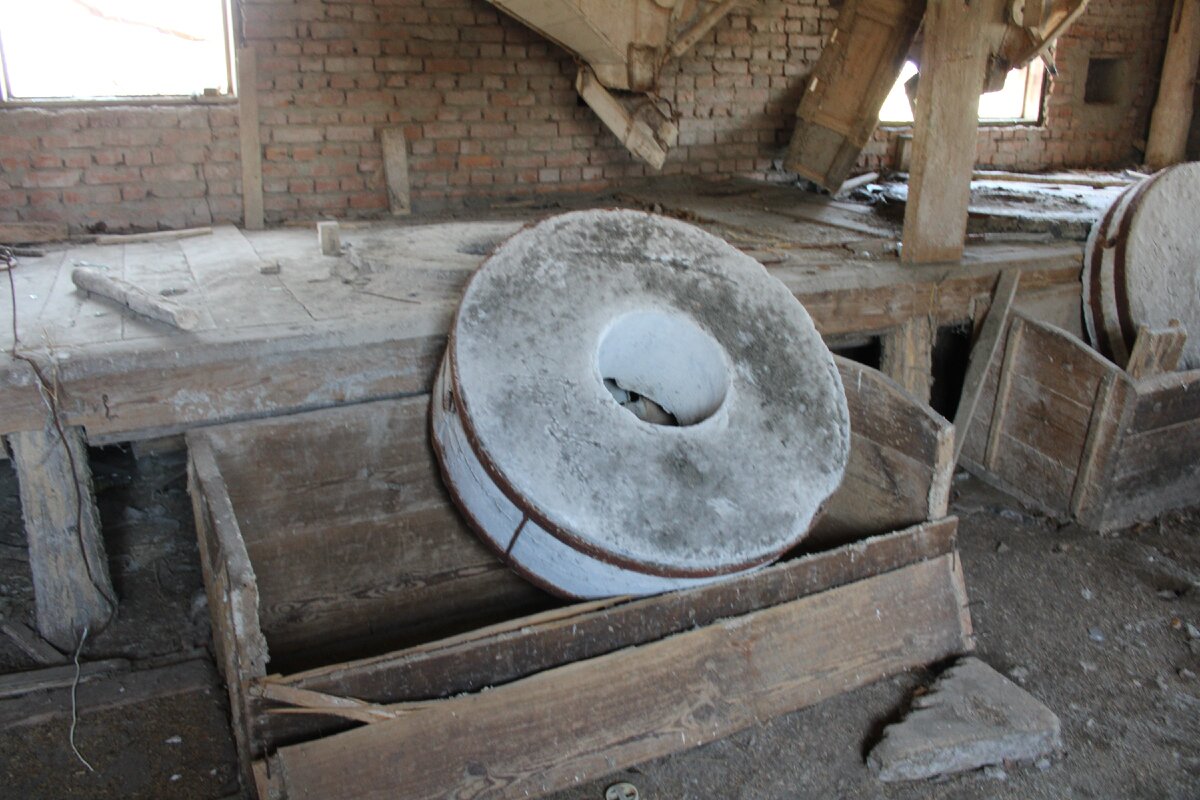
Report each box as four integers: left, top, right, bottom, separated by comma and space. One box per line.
785, 0, 926, 192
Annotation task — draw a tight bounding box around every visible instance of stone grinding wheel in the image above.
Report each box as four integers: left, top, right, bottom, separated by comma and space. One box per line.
431, 209, 852, 598
1084, 163, 1200, 369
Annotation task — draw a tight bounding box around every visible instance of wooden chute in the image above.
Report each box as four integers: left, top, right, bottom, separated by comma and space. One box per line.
787, 0, 1090, 192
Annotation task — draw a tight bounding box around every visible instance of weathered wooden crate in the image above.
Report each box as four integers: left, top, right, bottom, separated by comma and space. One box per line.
187, 356, 972, 799
961, 312, 1200, 531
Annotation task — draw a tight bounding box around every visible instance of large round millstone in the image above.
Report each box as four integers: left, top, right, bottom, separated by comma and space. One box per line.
431, 209, 851, 598
1084, 163, 1200, 369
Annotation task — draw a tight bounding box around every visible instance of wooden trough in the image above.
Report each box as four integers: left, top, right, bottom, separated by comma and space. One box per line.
187, 356, 971, 799
960, 313, 1200, 532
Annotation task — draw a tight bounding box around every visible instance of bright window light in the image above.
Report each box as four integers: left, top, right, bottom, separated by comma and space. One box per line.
0, 0, 232, 101
879, 60, 1045, 125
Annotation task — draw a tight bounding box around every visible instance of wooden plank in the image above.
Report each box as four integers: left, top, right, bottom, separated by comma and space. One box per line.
811, 436, 947, 546
0, 658, 214, 731
1071, 370, 1132, 523
0, 251, 62, 352
0, 619, 66, 665
990, 432, 1077, 515
901, 0, 995, 264
1146, 0, 1200, 170
984, 316, 1023, 471
380, 129, 411, 216
832, 355, 948, 466
1102, 417, 1200, 529
7, 422, 115, 651
0, 222, 68, 245
94, 227, 212, 246
238, 46, 265, 230
0, 658, 128, 700
37, 243, 126, 347
120, 240, 216, 337
1125, 324, 1187, 380
187, 436, 268, 791
266, 553, 972, 800
179, 226, 311, 328
954, 270, 1020, 463
1129, 369, 1200, 431
880, 315, 933, 402
255, 519, 958, 750
0, 311, 450, 440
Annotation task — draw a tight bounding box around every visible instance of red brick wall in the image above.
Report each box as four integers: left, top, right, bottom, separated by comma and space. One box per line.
0, 106, 241, 233
861, 0, 1174, 172
0, 0, 1174, 231
243, 0, 836, 220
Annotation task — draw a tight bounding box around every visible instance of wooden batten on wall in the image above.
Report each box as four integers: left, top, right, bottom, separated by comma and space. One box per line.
237, 46, 265, 231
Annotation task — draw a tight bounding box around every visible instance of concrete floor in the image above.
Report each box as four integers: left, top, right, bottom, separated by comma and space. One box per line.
0, 447, 1198, 799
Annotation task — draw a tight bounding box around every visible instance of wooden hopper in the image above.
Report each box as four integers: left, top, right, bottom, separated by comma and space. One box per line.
484, 0, 749, 168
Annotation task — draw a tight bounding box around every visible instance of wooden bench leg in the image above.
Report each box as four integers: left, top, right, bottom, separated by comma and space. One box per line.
7, 422, 115, 652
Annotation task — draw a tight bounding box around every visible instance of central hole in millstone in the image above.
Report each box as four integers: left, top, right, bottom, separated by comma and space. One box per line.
597, 310, 731, 427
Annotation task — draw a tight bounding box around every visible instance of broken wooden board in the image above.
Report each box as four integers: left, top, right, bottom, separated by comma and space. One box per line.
808, 357, 952, 549
257, 518, 960, 750
186, 354, 969, 796
960, 314, 1200, 531
786, 0, 925, 191
261, 549, 970, 800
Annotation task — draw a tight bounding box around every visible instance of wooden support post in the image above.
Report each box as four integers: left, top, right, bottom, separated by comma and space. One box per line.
380, 129, 412, 216
881, 316, 934, 403
1146, 0, 1200, 171
901, 0, 992, 264
7, 423, 114, 652
237, 46, 265, 231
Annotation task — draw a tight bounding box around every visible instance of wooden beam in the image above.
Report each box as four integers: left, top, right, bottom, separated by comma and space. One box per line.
7, 422, 114, 651
380, 129, 412, 216
953, 269, 1020, 464
901, 0, 992, 264
880, 315, 933, 402
1145, 0, 1200, 170
237, 46, 265, 231
265, 553, 972, 800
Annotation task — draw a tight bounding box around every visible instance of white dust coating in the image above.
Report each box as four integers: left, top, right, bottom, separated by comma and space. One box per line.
439, 209, 851, 591
1122, 163, 1200, 370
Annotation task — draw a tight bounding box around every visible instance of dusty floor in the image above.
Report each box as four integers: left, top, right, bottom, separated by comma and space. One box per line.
0, 447, 1198, 799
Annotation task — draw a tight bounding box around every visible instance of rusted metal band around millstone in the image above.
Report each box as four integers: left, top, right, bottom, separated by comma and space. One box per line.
442, 339, 794, 581
1111, 171, 1168, 356
1086, 173, 1161, 363
1085, 185, 1126, 361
